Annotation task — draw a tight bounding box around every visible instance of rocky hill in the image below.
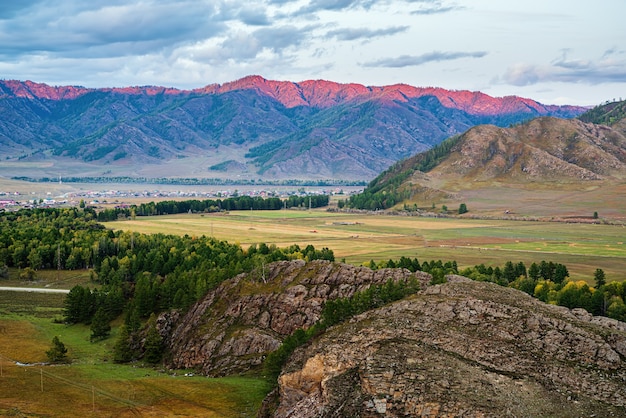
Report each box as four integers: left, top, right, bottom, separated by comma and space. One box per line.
160, 260, 430, 376
433, 117, 626, 183
0, 77, 585, 181
153, 260, 626, 416
263, 276, 626, 417
346, 113, 626, 211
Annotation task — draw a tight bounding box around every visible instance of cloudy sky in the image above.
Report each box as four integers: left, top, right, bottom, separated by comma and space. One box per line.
0, 0, 624, 105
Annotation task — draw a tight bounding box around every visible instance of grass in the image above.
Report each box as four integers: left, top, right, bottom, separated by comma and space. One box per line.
107, 210, 626, 283
0, 357, 271, 417
1, 268, 93, 290
0, 288, 271, 417
0, 290, 67, 318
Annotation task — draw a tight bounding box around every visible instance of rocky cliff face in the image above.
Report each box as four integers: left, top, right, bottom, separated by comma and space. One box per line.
263, 275, 626, 417
162, 260, 429, 376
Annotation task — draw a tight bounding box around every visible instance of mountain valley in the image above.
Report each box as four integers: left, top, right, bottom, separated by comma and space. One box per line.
0, 76, 585, 182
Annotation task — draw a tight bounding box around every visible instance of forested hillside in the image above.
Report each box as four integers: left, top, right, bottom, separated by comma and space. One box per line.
579, 99, 626, 126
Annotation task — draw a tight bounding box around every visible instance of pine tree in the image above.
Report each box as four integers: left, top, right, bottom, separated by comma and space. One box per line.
503, 261, 517, 283
90, 307, 111, 341
143, 314, 163, 364
528, 262, 540, 281
46, 336, 69, 363
594, 268, 606, 288
113, 325, 134, 363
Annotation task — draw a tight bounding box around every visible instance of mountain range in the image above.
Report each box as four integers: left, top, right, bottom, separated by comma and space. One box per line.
0, 76, 585, 181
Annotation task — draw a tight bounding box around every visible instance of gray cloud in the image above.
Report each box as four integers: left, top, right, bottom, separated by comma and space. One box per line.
294, 0, 380, 17
326, 26, 409, 41
504, 52, 626, 86
192, 24, 314, 65
0, 1, 226, 57
253, 25, 316, 53
410, 6, 458, 15
406, 0, 462, 15
237, 8, 272, 26
0, 0, 43, 19
363, 50, 487, 68
505, 64, 626, 86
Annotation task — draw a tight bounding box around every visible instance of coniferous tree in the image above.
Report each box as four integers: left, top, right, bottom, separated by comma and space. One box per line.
90, 307, 111, 341
143, 314, 163, 364
503, 261, 517, 283
554, 263, 569, 284
528, 262, 540, 281
113, 325, 134, 363
46, 336, 69, 363
594, 268, 607, 288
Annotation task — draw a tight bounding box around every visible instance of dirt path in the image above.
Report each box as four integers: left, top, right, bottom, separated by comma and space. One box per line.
0, 286, 70, 294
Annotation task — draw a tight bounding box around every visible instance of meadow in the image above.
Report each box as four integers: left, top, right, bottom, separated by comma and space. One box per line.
0, 285, 271, 417
108, 209, 626, 283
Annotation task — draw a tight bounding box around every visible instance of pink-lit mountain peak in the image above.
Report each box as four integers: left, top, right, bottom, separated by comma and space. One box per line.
1, 76, 581, 116
192, 76, 571, 115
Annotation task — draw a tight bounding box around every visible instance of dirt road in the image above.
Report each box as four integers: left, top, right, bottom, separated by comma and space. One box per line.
0, 286, 70, 294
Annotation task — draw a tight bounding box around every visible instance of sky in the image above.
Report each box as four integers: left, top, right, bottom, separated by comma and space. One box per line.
0, 0, 625, 106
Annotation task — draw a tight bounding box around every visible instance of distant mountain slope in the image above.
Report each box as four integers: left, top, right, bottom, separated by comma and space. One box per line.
0, 76, 585, 181
578, 99, 626, 126
348, 115, 626, 210
434, 117, 626, 182
578, 99, 626, 136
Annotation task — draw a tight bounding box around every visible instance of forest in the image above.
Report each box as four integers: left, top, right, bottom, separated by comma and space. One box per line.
0, 207, 335, 360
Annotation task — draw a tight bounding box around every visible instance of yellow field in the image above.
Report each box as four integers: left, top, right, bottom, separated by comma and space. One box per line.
108, 209, 626, 283
0, 317, 269, 417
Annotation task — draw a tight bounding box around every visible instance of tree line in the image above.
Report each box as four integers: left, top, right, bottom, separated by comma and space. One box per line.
460, 261, 626, 321
96, 194, 330, 221
12, 176, 366, 187
369, 257, 626, 322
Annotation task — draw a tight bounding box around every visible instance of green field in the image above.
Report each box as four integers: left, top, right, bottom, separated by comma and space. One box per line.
0, 289, 271, 417
107, 209, 626, 282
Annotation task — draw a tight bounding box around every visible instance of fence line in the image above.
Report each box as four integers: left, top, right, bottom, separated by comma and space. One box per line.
0, 352, 168, 414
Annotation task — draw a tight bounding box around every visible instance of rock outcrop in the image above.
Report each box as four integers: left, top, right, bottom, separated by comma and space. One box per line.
264, 276, 626, 417
163, 260, 429, 376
